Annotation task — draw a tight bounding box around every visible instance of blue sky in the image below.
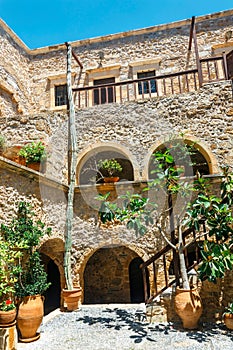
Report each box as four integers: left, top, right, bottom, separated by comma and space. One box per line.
0, 0, 233, 49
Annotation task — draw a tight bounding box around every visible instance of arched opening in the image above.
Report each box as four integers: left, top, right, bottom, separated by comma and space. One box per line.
84, 246, 145, 304
148, 140, 210, 179
78, 149, 134, 185
42, 257, 61, 315
129, 257, 149, 303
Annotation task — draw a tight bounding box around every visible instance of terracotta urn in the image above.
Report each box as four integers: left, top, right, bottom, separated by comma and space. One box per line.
223, 313, 233, 330
174, 287, 203, 329
17, 295, 44, 342
63, 287, 82, 311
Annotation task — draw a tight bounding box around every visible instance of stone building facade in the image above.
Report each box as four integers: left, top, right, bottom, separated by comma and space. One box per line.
0, 9, 233, 321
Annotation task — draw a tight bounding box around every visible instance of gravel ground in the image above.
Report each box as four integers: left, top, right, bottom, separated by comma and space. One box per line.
17, 304, 233, 350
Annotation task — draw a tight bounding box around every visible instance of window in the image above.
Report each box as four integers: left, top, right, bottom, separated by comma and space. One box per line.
93, 77, 115, 105
55, 85, 67, 106
137, 71, 156, 95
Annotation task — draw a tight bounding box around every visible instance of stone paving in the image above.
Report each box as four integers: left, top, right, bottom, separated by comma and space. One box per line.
17, 304, 233, 350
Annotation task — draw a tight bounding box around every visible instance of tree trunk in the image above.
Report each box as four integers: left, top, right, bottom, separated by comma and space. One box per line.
64, 42, 77, 290
178, 225, 190, 289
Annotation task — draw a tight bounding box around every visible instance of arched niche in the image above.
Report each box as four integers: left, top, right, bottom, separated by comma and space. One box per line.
77, 143, 139, 185
142, 136, 219, 180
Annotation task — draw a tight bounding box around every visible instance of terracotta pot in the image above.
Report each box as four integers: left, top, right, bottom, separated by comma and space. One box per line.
17, 295, 44, 342
27, 162, 40, 172
63, 288, 82, 311
174, 287, 203, 329
104, 177, 119, 183
0, 308, 17, 327
223, 313, 233, 330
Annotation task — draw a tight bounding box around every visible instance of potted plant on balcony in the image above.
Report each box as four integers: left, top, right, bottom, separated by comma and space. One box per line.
223, 302, 233, 330
98, 158, 122, 183
18, 141, 47, 172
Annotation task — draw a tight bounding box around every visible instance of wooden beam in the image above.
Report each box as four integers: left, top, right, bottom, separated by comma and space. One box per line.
72, 50, 83, 69
188, 16, 195, 51
193, 22, 203, 86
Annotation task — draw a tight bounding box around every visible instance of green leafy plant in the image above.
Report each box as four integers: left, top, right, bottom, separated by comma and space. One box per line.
97, 138, 233, 290
15, 251, 51, 297
0, 300, 16, 311
224, 302, 233, 315
18, 141, 47, 164
98, 158, 122, 177
0, 235, 21, 310
1, 202, 51, 299
1, 201, 51, 250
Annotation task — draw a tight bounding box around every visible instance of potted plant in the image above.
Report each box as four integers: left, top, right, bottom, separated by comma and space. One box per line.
0, 236, 21, 327
98, 158, 122, 182
1, 201, 51, 341
97, 139, 233, 329
18, 141, 47, 171
15, 251, 51, 342
223, 302, 233, 330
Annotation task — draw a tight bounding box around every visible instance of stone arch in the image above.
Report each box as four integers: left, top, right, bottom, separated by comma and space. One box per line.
39, 238, 65, 310
76, 243, 152, 303
142, 135, 220, 180
76, 141, 140, 184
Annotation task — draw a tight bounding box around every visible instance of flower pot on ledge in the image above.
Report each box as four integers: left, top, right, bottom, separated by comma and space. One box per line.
104, 177, 119, 183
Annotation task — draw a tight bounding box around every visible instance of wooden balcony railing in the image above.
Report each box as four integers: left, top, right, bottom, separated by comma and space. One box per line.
140, 223, 206, 304
72, 56, 228, 109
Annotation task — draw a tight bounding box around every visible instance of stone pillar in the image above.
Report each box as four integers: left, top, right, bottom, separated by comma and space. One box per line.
0, 325, 18, 350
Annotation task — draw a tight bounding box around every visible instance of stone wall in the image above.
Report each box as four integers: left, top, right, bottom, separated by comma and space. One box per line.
1, 81, 232, 185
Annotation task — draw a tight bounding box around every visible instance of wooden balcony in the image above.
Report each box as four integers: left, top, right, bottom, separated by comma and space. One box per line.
72, 55, 229, 109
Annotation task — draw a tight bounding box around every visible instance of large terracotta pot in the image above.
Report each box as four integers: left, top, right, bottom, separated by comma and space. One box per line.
223, 313, 233, 330
0, 308, 17, 327
63, 288, 82, 311
17, 295, 44, 342
174, 287, 203, 329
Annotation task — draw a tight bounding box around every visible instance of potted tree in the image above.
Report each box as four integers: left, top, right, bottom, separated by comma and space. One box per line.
1, 201, 51, 342
15, 251, 51, 342
97, 139, 233, 329
98, 158, 122, 183
223, 302, 233, 330
18, 141, 47, 172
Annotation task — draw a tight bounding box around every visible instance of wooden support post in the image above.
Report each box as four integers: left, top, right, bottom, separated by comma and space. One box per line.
192, 22, 203, 87
188, 16, 195, 51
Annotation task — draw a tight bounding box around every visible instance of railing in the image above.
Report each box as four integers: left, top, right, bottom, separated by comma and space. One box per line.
140, 223, 206, 304
72, 56, 227, 109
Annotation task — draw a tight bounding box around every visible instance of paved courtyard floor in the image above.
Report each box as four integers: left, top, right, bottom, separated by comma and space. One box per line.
17, 304, 233, 350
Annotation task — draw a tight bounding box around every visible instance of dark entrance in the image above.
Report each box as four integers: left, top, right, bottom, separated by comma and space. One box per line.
129, 257, 149, 303
44, 259, 61, 315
